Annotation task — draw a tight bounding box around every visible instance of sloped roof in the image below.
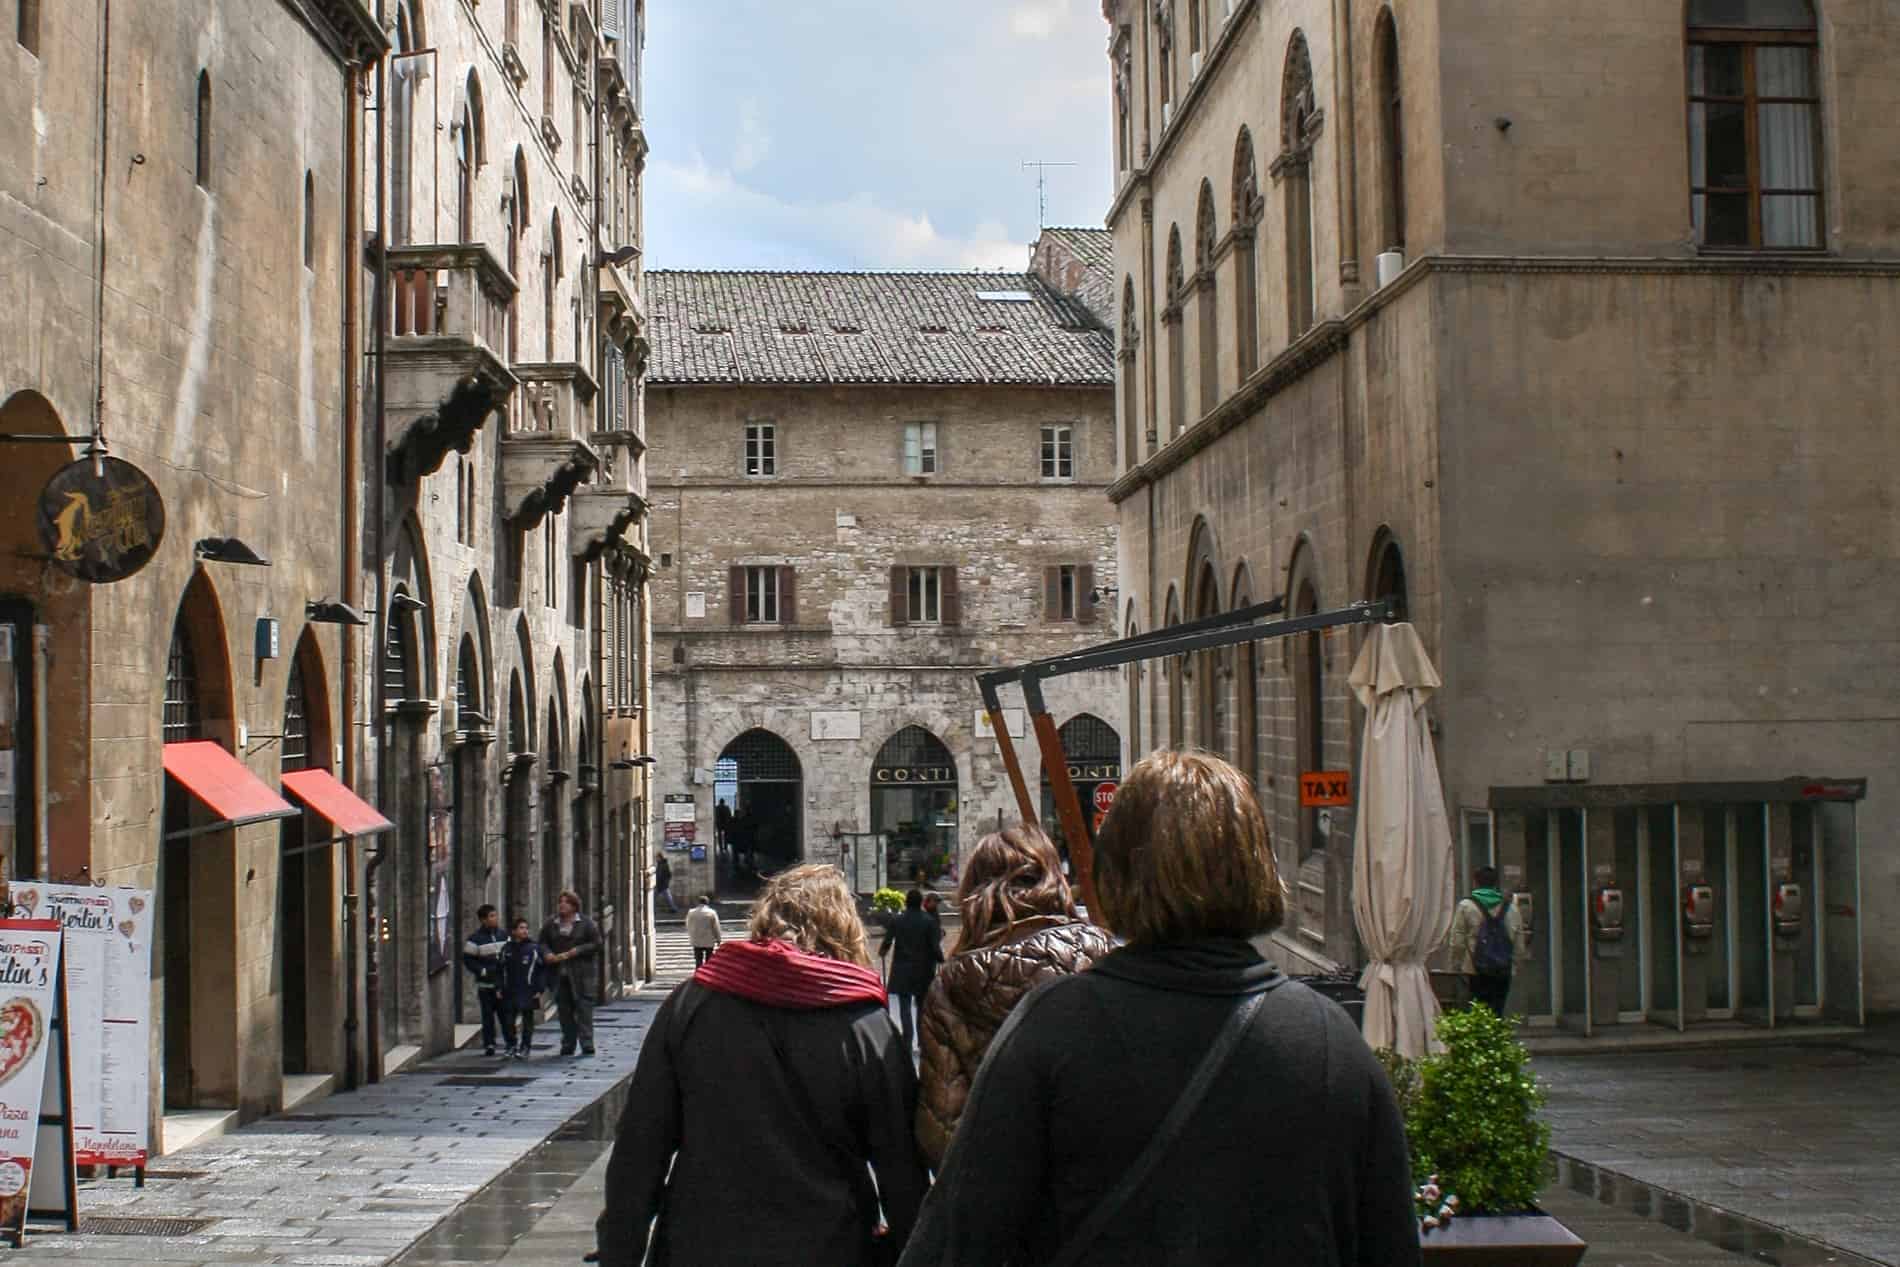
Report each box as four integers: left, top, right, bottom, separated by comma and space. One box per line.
1039, 226, 1113, 274
645, 270, 1115, 387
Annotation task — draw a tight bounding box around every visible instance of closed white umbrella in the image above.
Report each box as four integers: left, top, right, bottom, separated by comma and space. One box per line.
1349, 622, 1456, 1058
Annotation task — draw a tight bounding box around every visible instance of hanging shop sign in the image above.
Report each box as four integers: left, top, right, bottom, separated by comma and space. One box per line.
35, 459, 165, 585
872, 765, 956, 786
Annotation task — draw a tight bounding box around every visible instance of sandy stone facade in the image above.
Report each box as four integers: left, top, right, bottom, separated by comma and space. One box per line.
1105, 0, 1898, 1022
645, 256, 1125, 901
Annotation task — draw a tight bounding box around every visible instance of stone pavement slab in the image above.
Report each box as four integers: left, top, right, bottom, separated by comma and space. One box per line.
1536, 1034, 1900, 1266
8, 999, 661, 1266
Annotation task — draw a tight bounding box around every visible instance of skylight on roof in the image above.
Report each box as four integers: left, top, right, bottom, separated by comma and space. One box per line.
976, 290, 1035, 302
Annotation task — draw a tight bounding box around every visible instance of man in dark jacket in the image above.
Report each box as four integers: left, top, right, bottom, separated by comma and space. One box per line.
461, 903, 508, 1055
497, 917, 550, 1058
541, 889, 602, 1056
879, 890, 943, 1052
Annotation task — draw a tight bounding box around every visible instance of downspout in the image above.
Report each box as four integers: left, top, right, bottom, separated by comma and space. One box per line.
366, 0, 391, 1084
636, 558, 652, 984
340, 50, 365, 1092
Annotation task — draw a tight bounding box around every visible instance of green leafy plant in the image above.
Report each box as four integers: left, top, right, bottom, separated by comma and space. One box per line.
1399, 1006, 1550, 1215
870, 887, 905, 915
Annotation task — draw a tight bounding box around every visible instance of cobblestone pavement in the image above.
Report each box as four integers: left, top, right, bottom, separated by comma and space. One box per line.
10, 999, 661, 1265
1537, 1028, 1900, 1266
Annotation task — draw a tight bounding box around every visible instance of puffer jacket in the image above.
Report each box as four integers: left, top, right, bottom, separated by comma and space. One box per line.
915, 915, 1117, 1168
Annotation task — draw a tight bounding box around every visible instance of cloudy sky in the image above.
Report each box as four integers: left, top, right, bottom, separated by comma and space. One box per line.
642, 0, 1114, 272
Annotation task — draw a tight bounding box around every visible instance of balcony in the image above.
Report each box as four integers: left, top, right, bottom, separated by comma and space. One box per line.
384, 243, 517, 484
502, 362, 599, 527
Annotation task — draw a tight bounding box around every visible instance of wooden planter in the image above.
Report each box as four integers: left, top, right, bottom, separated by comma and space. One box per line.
1417, 1213, 1585, 1266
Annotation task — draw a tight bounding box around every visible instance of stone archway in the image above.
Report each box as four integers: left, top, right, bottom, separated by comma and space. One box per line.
278, 629, 336, 1078
1040, 714, 1123, 865
870, 725, 958, 888
714, 729, 803, 896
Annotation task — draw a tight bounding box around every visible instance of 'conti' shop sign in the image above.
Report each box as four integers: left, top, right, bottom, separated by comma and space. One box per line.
1065, 764, 1121, 782
873, 765, 956, 785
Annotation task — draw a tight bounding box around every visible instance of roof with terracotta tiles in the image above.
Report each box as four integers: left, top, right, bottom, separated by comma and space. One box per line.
645, 270, 1115, 387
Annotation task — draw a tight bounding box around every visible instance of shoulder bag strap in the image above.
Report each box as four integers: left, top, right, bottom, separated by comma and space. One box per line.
1045, 988, 1269, 1267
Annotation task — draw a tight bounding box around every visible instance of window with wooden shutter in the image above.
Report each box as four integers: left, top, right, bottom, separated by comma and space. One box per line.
728, 565, 745, 624
1043, 566, 1061, 623
1078, 564, 1097, 623
940, 566, 961, 626
889, 565, 909, 626
777, 566, 797, 625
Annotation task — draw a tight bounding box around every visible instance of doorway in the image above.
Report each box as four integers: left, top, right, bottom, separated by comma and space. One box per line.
870, 726, 957, 887
1040, 714, 1122, 872
714, 729, 803, 896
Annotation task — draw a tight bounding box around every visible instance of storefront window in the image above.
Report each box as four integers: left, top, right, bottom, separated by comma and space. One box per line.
871, 726, 958, 886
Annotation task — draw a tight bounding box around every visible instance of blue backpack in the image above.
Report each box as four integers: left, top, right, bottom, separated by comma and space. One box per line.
1472, 904, 1513, 978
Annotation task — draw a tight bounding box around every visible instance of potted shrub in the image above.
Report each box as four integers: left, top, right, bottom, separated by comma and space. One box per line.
865, 886, 905, 930
1381, 1007, 1585, 1266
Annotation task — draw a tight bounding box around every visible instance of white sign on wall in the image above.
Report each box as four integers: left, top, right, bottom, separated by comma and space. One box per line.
662, 795, 695, 824
810, 711, 862, 741
974, 708, 1027, 741
685, 592, 706, 619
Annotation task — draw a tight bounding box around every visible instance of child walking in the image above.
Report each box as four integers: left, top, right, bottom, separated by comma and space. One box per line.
498, 916, 551, 1059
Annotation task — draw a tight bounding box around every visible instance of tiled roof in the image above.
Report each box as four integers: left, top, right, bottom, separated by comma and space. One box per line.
645, 270, 1115, 387
1040, 226, 1113, 274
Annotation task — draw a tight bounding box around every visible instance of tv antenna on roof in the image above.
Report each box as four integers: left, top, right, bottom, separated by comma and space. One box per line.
1022, 159, 1076, 229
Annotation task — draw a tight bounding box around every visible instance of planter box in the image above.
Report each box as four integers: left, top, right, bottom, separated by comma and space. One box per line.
1418, 1213, 1585, 1266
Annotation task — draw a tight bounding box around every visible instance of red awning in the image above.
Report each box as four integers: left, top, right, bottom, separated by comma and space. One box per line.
281, 768, 394, 837
161, 741, 299, 829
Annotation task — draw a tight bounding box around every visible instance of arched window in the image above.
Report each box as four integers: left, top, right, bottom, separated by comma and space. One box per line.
1113, 35, 1133, 171
1164, 588, 1184, 748
544, 210, 563, 361
1195, 181, 1220, 416
383, 591, 419, 705
1232, 128, 1261, 378
1193, 561, 1224, 753
1232, 568, 1260, 789
456, 73, 486, 245
1164, 226, 1186, 439
303, 171, 315, 269
1281, 33, 1319, 336
1125, 613, 1143, 761
164, 621, 202, 744
282, 658, 310, 772
508, 148, 529, 361
1154, 1, 1174, 108
1368, 531, 1409, 623
390, 8, 414, 245
508, 671, 528, 755
1688, 0, 1821, 248
1119, 277, 1142, 468
195, 71, 213, 190
456, 635, 485, 727
1375, 10, 1406, 253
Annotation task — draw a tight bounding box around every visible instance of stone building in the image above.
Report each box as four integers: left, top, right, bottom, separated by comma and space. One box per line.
0, 0, 651, 1142
645, 240, 1124, 901
365, 0, 654, 1068
1102, 0, 1895, 1026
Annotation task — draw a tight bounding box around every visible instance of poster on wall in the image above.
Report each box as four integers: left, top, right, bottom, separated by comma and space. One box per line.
0, 920, 62, 1234
427, 768, 452, 975
11, 886, 151, 1169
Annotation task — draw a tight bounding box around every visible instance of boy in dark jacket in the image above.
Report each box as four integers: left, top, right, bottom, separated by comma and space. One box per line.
461, 904, 508, 1055
498, 917, 551, 1059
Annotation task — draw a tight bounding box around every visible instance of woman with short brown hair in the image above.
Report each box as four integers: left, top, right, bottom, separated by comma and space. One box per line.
899, 751, 1418, 1267
914, 825, 1115, 1168
596, 864, 927, 1266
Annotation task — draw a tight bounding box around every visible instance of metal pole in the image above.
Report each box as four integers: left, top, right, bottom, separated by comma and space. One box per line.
1024, 673, 1096, 917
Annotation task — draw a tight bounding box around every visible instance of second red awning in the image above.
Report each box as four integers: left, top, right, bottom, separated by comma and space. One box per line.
281, 768, 395, 838
162, 741, 299, 829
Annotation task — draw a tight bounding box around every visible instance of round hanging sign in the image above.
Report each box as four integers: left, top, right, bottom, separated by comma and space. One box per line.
36, 457, 166, 584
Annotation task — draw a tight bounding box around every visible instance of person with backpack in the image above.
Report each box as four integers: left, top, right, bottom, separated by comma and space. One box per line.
1448, 865, 1522, 1017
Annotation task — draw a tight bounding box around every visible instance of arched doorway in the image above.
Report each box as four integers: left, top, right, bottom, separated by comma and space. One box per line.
714, 729, 803, 895
1041, 714, 1123, 871
503, 668, 536, 921
541, 696, 564, 913
1288, 547, 1326, 856
278, 632, 335, 1077
159, 573, 237, 1109
1193, 561, 1225, 755
870, 726, 957, 887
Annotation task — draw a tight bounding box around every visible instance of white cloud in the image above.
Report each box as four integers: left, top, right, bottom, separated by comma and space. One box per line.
653, 153, 1025, 271
1007, 0, 1074, 39
732, 100, 771, 174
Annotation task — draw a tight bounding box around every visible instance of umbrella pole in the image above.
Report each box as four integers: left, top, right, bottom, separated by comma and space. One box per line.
980, 680, 1039, 827
1024, 673, 1097, 919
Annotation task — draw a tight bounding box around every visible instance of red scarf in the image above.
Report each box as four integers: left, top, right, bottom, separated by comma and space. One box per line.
693, 938, 887, 1009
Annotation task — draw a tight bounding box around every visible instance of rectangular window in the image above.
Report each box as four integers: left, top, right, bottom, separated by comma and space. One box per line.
1040, 424, 1074, 480
907, 566, 941, 623
745, 566, 779, 624
1058, 564, 1077, 620
604, 577, 618, 711
1043, 563, 1096, 623
544, 518, 558, 608
744, 423, 777, 476
903, 422, 939, 475
18, 0, 41, 56
1688, 38, 1822, 249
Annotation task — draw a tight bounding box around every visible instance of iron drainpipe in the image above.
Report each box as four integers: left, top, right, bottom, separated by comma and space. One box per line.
365, 0, 391, 1084
340, 51, 365, 1092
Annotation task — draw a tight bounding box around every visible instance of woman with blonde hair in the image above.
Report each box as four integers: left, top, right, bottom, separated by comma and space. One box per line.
595, 864, 927, 1267
914, 824, 1115, 1169
899, 751, 1417, 1267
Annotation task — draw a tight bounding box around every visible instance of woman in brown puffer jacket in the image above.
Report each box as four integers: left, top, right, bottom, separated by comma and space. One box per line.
915, 824, 1116, 1169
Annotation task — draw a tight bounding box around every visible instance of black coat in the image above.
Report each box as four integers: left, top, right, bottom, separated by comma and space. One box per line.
897, 939, 1419, 1267
462, 925, 507, 990
595, 981, 929, 1267
496, 938, 550, 1011
540, 914, 602, 1001
881, 908, 943, 997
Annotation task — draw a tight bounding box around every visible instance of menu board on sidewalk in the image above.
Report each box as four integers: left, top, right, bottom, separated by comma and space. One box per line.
0, 919, 62, 1237
11, 886, 152, 1168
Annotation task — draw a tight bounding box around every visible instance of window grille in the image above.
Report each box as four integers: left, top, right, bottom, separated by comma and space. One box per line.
874, 725, 952, 771
719, 729, 801, 782
163, 625, 200, 744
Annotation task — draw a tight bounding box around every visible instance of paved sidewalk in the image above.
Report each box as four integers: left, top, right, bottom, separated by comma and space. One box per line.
11, 998, 661, 1265
1537, 1030, 1900, 1266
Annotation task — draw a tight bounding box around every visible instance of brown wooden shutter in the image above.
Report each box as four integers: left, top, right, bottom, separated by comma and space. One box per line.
1078, 564, 1097, 623
778, 565, 797, 625
889, 565, 909, 626
728, 565, 745, 623
939, 566, 961, 626
1043, 566, 1061, 624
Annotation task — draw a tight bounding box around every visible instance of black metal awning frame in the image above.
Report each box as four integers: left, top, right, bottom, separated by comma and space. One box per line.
977, 597, 1394, 914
